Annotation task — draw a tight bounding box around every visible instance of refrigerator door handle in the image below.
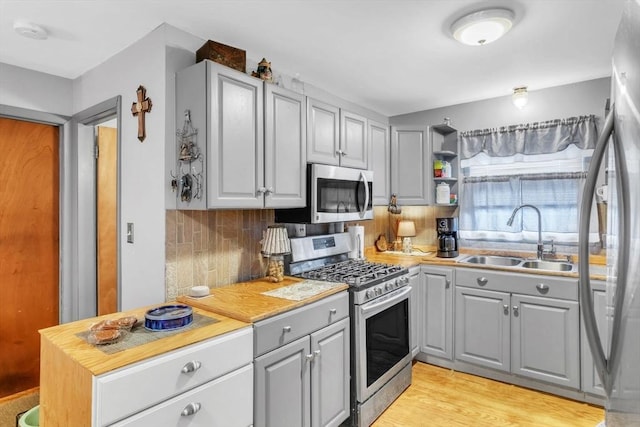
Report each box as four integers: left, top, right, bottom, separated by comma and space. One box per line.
578, 106, 614, 393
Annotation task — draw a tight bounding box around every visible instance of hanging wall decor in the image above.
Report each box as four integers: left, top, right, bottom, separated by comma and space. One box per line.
131, 85, 152, 142
171, 110, 202, 203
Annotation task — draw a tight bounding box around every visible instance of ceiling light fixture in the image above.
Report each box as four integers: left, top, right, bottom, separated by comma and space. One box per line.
13, 20, 48, 40
451, 8, 515, 46
512, 86, 528, 109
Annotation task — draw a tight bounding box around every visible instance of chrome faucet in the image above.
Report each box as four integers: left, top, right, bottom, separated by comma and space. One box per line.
507, 204, 553, 259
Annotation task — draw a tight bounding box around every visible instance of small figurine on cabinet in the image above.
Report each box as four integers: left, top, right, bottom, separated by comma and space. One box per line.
252, 58, 273, 82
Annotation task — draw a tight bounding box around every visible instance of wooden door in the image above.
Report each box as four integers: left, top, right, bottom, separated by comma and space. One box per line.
97, 126, 117, 315
0, 117, 59, 398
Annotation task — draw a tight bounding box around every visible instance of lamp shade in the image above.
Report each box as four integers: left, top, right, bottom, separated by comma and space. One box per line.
397, 220, 416, 238
261, 225, 291, 256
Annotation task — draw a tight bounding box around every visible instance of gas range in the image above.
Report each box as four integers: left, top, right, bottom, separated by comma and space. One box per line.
286, 232, 409, 304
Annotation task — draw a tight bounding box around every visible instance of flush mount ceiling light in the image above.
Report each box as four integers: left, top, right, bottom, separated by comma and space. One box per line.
451, 8, 515, 46
13, 20, 48, 40
512, 86, 528, 109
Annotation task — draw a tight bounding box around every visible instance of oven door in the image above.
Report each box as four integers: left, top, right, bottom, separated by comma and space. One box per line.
354, 285, 412, 403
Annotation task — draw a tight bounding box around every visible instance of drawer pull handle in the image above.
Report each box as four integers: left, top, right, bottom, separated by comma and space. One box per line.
181, 360, 202, 374
477, 277, 488, 286
503, 304, 509, 315
513, 305, 519, 317
181, 402, 201, 416
536, 283, 550, 294
329, 308, 337, 315
283, 326, 292, 333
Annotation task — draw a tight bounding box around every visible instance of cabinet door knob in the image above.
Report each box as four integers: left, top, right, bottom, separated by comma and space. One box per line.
513, 306, 519, 317
305, 353, 314, 362
329, 308, 337, 315
181, 360, 202, 374
445, 279, 451, 289
181, 402, 201, 416
477, 277, 488, 286
283, 326, 292, 333
536, 283, 550, 294
503, 304, 509, 315
265, 187, 274, 195
314, 350, 321, 359
257, 187, 266, 194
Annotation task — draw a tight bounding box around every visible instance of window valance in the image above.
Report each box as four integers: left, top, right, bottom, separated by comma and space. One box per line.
459, 115, 598, 159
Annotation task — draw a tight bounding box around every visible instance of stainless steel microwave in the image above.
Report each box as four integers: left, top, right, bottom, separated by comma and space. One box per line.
275, 164, 373, 224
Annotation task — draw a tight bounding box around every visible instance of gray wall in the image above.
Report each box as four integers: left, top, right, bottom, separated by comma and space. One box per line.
390, 78, 610, 131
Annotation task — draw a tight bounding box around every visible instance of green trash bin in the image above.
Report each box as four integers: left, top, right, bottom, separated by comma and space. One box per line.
18, 405, 39, 427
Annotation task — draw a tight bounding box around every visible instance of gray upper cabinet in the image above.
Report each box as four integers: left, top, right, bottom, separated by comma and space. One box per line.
339, 110, 368, 169
174, 60, 305, 209
420, 266, 454, 361
307, 98, 369, 169
264, 84, 307, 208
390, 126, 430, 205
455, 268, 580, 389
370, 120, 390, 205
307, 98, 340, 166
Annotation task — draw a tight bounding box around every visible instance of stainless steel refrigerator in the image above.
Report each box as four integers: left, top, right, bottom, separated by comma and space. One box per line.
580, 1, 640, 425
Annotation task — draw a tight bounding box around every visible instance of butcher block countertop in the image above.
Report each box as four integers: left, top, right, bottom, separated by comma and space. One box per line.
178, 276, 349, 323
364, 246, 607, 281
39, 305, 249, 376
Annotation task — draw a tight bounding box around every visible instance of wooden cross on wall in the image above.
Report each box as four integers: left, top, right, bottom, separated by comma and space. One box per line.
131, 85, 152, 142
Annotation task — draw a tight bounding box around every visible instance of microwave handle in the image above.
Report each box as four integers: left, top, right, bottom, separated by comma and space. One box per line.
359, 171, 370, 218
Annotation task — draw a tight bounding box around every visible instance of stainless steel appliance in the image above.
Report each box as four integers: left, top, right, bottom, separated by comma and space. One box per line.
275, 164, 373, 224
287, 233, 411, 427
436, 217, 459, 258
580, 1, 640, 425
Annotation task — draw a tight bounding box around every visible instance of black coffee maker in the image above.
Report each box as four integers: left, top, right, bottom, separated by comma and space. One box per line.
436, 217, 459, 258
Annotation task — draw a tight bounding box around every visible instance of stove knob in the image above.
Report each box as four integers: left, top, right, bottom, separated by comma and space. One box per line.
376, 287, 383, 296
385, 282, 392, 291
395, 278, 401, 287
365, 289, 374, 300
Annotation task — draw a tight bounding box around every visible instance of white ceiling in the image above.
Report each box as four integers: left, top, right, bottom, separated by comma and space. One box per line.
0, 0, 625, 116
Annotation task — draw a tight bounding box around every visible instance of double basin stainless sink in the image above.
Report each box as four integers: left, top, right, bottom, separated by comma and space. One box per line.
458, 255, 575, 272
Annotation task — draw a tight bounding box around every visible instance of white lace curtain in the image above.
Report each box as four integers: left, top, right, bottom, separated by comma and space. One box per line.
459, 115, 600, 244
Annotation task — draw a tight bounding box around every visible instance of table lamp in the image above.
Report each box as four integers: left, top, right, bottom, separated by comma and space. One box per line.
397, 220, 416, 254
261, 225, 291, 282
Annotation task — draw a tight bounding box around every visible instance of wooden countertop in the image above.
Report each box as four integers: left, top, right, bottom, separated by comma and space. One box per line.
365, 246, 607, 281
178, 276, 349, 323
39, 305, 249, 376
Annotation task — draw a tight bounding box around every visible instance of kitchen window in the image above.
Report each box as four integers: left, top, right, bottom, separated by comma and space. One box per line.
458, 116, 600, 245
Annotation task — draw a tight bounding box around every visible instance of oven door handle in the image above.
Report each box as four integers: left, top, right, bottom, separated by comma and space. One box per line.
360, 286, 412, 315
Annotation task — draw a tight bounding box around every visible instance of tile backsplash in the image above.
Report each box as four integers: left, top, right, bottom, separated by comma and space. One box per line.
165, 205, 457, 300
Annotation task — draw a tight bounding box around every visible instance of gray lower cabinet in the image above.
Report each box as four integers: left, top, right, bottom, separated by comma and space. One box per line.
419, 266, 454, 361
254, 292, 350, 427
581, 280, 608, 396
408, 266, 420, 357
455, 268, 580, 389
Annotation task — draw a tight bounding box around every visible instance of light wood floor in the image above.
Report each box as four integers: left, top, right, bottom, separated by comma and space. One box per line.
373, 362, 604, 427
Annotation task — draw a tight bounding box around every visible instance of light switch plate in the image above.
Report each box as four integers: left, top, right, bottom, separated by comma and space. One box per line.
127, 222, 134, 243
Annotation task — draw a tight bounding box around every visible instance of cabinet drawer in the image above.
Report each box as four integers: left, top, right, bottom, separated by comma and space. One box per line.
455, 268, 578, 300
110, 363, 253, 427
95, 327, 252, 426
254, 291, 348, 357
